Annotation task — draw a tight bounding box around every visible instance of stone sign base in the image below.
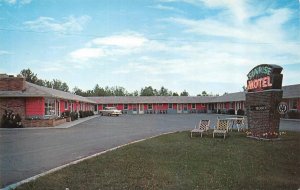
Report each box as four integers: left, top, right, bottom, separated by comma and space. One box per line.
246, 90, 282, 139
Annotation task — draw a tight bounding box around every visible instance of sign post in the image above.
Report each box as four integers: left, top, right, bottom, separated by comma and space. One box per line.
245, 64, 283, 139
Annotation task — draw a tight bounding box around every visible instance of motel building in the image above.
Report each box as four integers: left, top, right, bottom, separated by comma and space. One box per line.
0, 74, 95, 127
89, 84, 300, 116
0, 75, 299, 127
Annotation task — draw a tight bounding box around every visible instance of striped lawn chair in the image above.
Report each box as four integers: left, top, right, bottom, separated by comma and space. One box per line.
191, 120, 210, 138
213, 119, 229, 139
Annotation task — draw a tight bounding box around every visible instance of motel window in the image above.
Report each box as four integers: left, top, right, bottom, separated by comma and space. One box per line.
158, 103, 163, 107
183, 104, 188, 111
45, 98, 55, 116
103, 104, 107, 109
132, 104, 137, 111
124, 104, 128, 110
168, 103, 173, 109
290, 99, 298, 110
192, 103, 196, 109
148, 104, 153, 110
64, 101, 68, 110
56, 100, 60, 116
236, 102, 240, 110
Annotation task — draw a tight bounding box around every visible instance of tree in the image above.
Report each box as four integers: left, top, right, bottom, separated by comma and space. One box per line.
140, 86, 156, 96
94, 84, 106, 96
104, 86, 113, 96
242, 85, 247, 91
158, 86, 169, 96
180, 90, 189, 96
20, 69, 69, 92
73, 86, 85, 96
45, 79, 69, 92
20, 69, 38, 83
172, 92, 179, 96
201, 91, 208, 96
130, 90, 139, 96
112, 86, 127, 96
36, 79, 45, 86
86, 90, 94, 97
61, 82, 69, 92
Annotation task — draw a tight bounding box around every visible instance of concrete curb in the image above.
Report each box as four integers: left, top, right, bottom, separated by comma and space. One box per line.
280, 118, 300, 122
1, 131, 179, 190
0, 115, 99, 130
211, 114, 300, 122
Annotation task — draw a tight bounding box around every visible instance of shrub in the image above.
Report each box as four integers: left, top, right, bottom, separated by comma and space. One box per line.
64, 111, 70, 117
237, 109, 245, 115
61, 111, 71, 118
0, 110, 23, 128
228, 109, 235, 115
79, 110, 94, 118
70, 112, 79, 121
287, 110, 300, 119
221, 109, 227, 114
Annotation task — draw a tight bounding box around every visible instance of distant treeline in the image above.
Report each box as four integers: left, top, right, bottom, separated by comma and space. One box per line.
19, 69, 215, 97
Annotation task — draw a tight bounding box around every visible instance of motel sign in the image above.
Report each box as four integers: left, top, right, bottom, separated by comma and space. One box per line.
245, 64, 283, 139
247, 64, 283, 92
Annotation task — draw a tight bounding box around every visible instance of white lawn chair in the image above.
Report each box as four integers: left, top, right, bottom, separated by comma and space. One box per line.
191, 120, 210, 138
236, 117, 245, 132
213, 119, 229, 139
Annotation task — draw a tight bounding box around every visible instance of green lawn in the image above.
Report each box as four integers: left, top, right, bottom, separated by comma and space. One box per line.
17, 131, 300, 190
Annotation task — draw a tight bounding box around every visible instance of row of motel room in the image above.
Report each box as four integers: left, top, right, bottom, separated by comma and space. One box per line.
0, 75, 299, 124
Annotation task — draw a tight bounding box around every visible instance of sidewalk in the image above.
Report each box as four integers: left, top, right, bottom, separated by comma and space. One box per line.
54, 115, 99, 129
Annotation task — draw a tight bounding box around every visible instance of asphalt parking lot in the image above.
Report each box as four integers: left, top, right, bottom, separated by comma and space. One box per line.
0, 114, 299, 188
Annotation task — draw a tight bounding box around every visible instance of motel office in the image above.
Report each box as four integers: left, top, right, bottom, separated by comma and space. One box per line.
0, 75, 299, 127
0, 75, 95, 123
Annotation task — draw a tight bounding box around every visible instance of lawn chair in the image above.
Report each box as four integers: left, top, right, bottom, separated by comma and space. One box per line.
190, 120, 210, 138
236, 117, 245, 132
213, 119, 229, 139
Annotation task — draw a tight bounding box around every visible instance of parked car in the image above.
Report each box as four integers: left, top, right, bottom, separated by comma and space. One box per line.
99, 107, 122, 116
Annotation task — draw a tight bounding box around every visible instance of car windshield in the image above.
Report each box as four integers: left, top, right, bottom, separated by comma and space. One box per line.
105, 107, 117, 110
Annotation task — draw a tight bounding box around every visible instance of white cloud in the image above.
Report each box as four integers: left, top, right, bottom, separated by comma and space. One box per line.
0, 50, 11, 55
70, 48, 105, 61
90, 34, 148, 48
199, 0, 250, 22
64, 1, 298, 94
23, 15, 91, 33
1, 0, 16, 4
1, 0, 31, 5
149, 4, 184, 13
168, 6, 293, 44
69, 33, 150, 61
20, 0, 31, 4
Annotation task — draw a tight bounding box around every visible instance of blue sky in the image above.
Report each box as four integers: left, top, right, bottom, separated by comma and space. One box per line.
0, 0, 299, 95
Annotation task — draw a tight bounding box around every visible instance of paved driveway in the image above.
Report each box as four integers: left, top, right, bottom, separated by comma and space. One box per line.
0, 114, 299, 187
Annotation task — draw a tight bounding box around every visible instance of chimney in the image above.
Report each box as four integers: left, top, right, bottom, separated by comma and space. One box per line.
0, 74, 26, 91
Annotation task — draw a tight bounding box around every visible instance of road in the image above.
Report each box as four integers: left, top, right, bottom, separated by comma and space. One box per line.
0, 114, 299, 187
